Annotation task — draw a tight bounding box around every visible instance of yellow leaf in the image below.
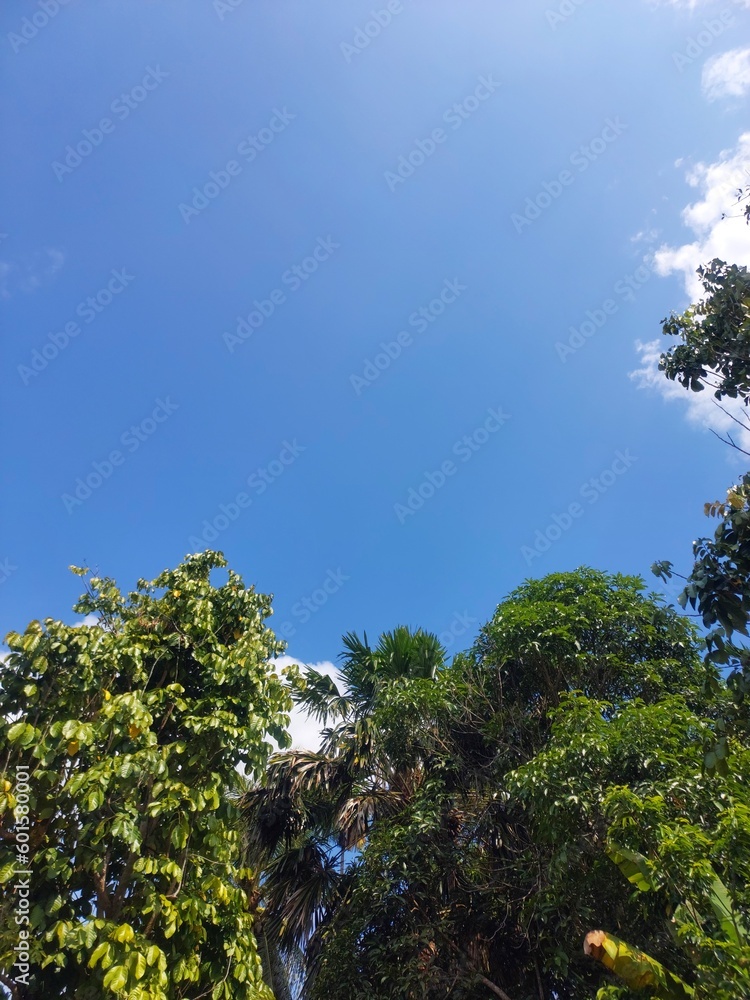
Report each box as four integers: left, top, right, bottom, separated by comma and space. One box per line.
103, 690, 111, 701
67, 740, 80, 756
128, 724, 140, 739
584, 930, 693, 997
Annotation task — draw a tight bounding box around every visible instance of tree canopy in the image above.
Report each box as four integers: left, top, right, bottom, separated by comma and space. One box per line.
242, 569, 748, 1000
0, 551, 294, 1000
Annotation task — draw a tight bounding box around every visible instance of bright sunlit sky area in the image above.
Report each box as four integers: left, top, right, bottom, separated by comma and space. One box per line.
2, 0, 749, 747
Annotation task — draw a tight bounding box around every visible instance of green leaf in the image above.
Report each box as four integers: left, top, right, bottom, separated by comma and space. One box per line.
607, 844, 657, 893
7, 721, 36, 747
103, 964, 128, 992
0, 861, 18, 884
706, 874, 748, 947
88, 942, 111, 969
130, 951, 147, 981
86, 787, 104, 812
145, 945, 161, 967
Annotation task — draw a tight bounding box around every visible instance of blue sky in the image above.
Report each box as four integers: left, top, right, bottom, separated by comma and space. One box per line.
2, 0, 750, 713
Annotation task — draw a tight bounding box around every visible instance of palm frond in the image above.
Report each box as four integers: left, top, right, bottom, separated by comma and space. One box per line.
293, 666, 352, 724
266, 749, 348, 797
256, 918, 303, 1000
240, 783, 308, 860
335, 788, 408, 849
376, 626, 446, 681
264, 834, 342, 952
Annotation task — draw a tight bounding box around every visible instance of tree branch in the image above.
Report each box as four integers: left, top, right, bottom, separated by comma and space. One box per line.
709, 428, 750, 459
477, 973, 514, 1000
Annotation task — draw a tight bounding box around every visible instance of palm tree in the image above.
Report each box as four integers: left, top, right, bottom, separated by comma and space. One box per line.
240, 627, 445, 985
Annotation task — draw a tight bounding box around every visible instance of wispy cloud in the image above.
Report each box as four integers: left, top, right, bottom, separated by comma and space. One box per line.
702, 46, 750, 100
0, 247, 65, 300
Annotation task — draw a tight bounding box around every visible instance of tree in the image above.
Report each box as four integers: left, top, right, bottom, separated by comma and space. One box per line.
654, 256, 750, 737
0, 551, 294, 1000
511, 692, 750, 999
655, 476, 750, 744
241, 627, 446, 982
468, 568, 707, 771
301, 570, 713, 1000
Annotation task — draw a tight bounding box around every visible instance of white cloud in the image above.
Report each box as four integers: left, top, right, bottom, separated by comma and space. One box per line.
631, 226, 660, 246
630, 339, 750, 457
273, 655, 341, 751
702, 46, 750, 100
652, 132, 750, 298
76, 613, 100, 627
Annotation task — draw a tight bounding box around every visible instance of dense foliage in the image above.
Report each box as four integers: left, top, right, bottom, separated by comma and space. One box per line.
246, 570, 750, 1000
0, 552, 293, 1000
655, 256, 750, 741
241, 628, 447, 960
512, 694, 749, 999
